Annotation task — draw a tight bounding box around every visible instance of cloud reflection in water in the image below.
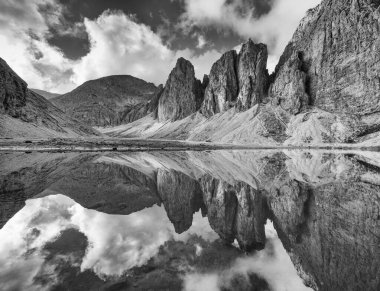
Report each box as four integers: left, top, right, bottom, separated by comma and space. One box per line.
0, 194, 310, 291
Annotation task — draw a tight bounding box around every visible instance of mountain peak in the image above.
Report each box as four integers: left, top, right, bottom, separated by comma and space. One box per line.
51, 74, 158, 127
157, 57, 203, 122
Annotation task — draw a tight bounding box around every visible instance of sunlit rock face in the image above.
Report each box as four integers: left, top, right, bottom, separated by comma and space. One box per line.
269, 51, 309, 115
158, 58, 204, 122
236, 40, 269, 111
201, 40, 269, 117
201, 51, 239, 117
274, 0, 380, 116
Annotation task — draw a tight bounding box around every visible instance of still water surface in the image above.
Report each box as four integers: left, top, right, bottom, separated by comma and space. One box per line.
0, 150, 379, 291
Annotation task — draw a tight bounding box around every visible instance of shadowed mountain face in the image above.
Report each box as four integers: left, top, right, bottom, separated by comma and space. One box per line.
0, 150, 379, 290
51, 75, 159, 127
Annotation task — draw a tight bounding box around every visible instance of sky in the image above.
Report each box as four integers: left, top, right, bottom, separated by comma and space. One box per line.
0, 0, 321, 94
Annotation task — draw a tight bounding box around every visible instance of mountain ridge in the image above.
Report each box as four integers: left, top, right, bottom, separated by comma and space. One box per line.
102, 0, 380, 147
51, 75, 159, 127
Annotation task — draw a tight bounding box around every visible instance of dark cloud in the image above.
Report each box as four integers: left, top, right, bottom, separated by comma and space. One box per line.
47, 34, 90, 60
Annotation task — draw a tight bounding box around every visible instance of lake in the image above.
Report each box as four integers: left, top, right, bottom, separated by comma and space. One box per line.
0, 150, 379, 291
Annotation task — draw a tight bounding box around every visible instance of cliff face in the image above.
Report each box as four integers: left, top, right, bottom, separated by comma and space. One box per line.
52, 75, 158, 127
0, 58, 98, 138
157, 58, 204, 122
201, 40, 269, 117
0, 58, 28, 117
274, 0, 380, 115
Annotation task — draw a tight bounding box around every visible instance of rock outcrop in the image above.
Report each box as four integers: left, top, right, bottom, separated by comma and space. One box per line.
158, 58, 204, 122
52, 75, 158, 127
236, 40, 269, 110
0, 58, 98, 138
201, 51, 239, 117
269, 52, 309, 115
120, 84, 164, 123
274, 0, 380, 116
201, 40, 269, 117
0, 58, 28, 117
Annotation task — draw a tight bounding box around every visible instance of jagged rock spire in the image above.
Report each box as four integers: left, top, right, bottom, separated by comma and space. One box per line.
201, 39, 269, 117
158, 57, 204, 122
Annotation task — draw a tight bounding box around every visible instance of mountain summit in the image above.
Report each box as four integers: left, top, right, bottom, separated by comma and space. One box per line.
52, 75, 158, 127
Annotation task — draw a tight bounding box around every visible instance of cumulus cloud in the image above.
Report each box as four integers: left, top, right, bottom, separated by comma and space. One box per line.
184, 221, 313, 291
0, 0, 321, 93
73, 10, 221, 87
0, 0, 77, 93
0, 194, 218, 289
0, 2, 222, 93
181, 0, 321, 72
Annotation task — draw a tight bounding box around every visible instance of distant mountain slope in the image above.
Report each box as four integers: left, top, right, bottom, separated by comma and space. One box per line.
0, 58, 99, 139
30, 88, 60, 100
51, 75, 158, 127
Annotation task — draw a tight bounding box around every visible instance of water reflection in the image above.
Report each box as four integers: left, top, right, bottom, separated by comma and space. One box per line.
0, 150, 379, 291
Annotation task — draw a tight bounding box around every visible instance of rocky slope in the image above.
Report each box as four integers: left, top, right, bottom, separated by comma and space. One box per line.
51, 75, 158, 127
104, 0, 380, 147
30, 88, 60, 100
0, 58, 98, 139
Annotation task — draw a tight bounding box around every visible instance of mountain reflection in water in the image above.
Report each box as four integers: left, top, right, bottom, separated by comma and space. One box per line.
0, 150, 379, 291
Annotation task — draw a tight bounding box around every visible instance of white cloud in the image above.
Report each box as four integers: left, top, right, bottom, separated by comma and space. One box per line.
0, 0, 321, 93
0, 194, 217, 287
73, 11, 220, 87
181, 0, 322, 72
196, 34, 207, 49
0, 0, 77, 93
0, 4, 222, 93
72, 11, 173, 86
184, 221, 313, 291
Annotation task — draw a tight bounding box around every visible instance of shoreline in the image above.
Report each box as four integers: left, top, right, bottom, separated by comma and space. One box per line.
0, 138, 379, 152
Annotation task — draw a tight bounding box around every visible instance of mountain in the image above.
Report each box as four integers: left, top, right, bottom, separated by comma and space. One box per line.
157, 58, 205, 122
51, 75, 159, 127
30, 89, 60, 100
103, 0, 380, 147
0, 58, 99, 139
